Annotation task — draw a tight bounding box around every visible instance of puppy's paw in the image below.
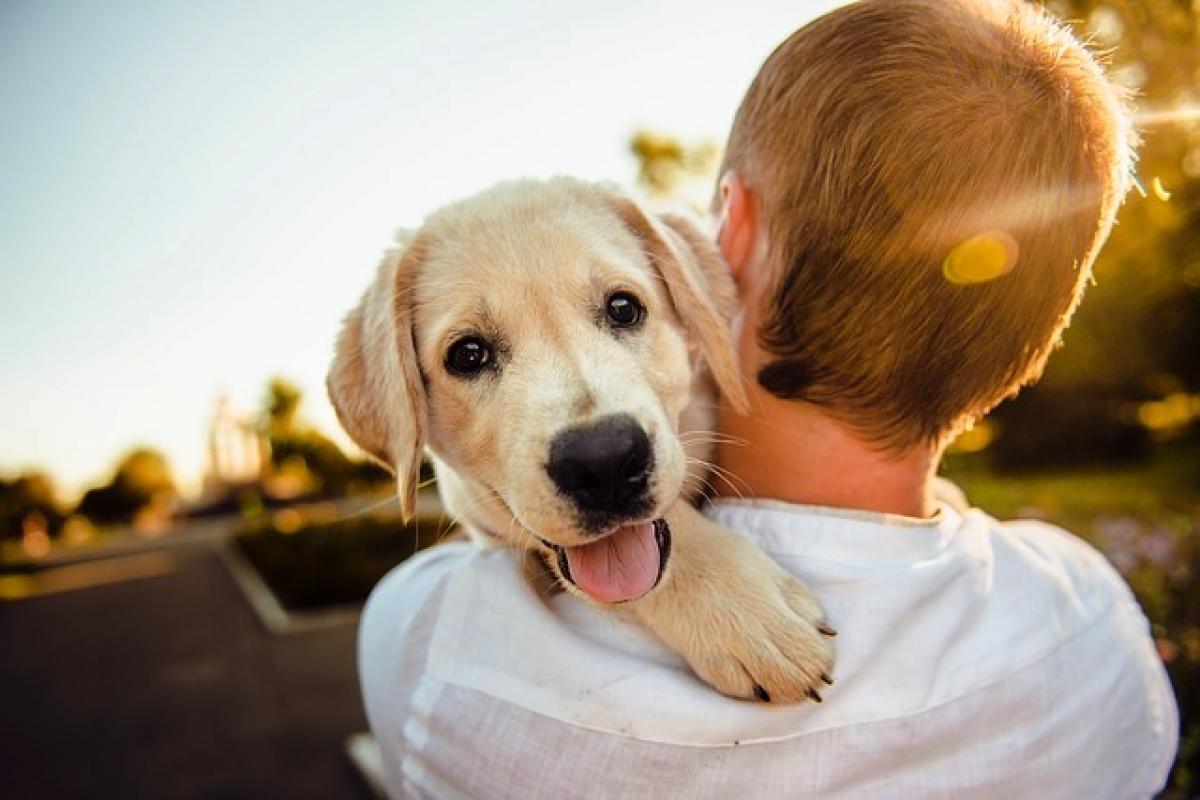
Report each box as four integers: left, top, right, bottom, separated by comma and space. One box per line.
631, 504, 836, 704
687, 568, 836, 704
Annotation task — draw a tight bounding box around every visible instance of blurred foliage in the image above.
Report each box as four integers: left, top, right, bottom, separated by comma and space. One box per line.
0, 472, 63, 541
260, 377, 390, 499
990, 386, 1155, 469
75, 448, 176, 526
991, 0, 1200, 466
264, 376, 302, 431
235, 509, 451, 610
630, 130, 721, 208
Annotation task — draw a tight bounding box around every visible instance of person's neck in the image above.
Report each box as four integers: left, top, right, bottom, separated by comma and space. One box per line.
713, 389, 939, 519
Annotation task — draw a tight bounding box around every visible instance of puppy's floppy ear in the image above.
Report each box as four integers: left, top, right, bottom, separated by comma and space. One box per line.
327, 234, 429, 521
605, 195, 750, 414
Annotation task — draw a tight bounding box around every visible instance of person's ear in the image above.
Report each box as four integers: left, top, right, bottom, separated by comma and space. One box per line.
327, 233, 429, 521
716, 171, 759, 287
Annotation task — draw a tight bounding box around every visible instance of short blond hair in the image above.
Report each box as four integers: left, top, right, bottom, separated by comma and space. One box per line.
721, 0, 1134, 449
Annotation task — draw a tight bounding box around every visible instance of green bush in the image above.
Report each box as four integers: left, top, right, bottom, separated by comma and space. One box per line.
235, 512, 454, 610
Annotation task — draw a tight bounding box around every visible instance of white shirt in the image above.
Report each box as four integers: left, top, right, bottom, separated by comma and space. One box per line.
359, 499, 1178, 799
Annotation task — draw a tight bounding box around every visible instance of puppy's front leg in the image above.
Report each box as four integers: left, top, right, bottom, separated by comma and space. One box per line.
630, 502, 836, 703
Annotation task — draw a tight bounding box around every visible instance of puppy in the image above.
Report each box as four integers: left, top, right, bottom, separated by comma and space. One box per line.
328, 178, 835, 702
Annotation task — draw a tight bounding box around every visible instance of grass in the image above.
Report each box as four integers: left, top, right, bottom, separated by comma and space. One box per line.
942, 442, 1200, 529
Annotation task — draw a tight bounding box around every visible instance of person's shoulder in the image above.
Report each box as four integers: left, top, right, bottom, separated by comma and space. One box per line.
359, 540, 525, 682
939, 474, 1125, 604
965, 508, 1167, 705
364, 539, 477, 614
975, 509, 1178, 793
361, 540, 521, 644
978, 509, 1138, 612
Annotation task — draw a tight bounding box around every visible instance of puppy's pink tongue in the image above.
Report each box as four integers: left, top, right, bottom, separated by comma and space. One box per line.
564, 522, 660, 603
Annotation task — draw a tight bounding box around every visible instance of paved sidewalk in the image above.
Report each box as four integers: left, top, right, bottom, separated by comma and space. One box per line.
0, 543, 372, 799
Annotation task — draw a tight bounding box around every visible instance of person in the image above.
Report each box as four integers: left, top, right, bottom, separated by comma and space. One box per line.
358, 1, 1178, 796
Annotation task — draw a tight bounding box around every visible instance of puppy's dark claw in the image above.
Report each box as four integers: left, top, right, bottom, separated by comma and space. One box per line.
821, 672, 835, 686
753, 685, 771, 703
817, 621, 838, 637
806, 688, 823, 703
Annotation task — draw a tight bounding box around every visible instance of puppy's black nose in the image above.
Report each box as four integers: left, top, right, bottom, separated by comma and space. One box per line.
546, 413, 652, 515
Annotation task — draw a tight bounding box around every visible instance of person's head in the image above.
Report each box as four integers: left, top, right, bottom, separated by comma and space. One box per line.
715, 0, 1135, 453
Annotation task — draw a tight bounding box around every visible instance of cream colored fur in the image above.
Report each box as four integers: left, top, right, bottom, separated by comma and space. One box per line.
328, 178, 834, 702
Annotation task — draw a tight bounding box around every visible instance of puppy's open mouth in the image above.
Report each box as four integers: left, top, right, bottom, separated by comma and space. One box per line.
545, 518, 670, 604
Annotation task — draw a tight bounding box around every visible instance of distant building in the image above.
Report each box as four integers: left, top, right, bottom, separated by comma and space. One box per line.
202, 396, 266, 501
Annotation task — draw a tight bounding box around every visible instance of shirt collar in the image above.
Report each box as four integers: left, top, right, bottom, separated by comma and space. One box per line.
704, 497, 962, 566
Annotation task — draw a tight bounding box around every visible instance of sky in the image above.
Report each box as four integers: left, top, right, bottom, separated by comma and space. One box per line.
0, 0, 840, 499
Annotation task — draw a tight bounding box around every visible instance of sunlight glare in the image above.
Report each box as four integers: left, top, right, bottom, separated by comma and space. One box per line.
1151, 176, 1172, 202
943, 231, 1018, 285
1135, 105, 1200, 127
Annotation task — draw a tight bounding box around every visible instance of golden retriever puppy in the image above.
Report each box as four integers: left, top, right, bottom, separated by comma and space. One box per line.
328, 178, 835, 702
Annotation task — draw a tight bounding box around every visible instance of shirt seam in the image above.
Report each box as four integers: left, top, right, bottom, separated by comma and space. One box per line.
707, 497, 944, 527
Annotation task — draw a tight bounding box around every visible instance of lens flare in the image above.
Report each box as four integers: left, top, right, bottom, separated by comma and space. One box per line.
1135, 106, 1200, 127
1151, 177, 1171, 202
942, 231, 1018, 285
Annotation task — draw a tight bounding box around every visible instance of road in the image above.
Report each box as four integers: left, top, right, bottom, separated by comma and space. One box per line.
0, 540, 373, 799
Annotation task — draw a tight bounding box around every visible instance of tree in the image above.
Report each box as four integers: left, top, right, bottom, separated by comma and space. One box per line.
259, 377, 389, 497
990, 0, 1200, 465
264, 377, 303, 434
76, 448, 177, 525
0, 472, 63, 541
629, 130, 720, 209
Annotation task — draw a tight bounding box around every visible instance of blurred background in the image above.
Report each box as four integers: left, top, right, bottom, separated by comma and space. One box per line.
1, 0, 1197, 797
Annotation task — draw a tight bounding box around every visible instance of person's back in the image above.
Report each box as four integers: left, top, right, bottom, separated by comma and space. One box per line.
360, 497, 1176, 797
359, 1, 1179, 796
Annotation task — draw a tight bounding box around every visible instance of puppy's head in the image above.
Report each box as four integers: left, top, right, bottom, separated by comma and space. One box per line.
328, 179, 746, 601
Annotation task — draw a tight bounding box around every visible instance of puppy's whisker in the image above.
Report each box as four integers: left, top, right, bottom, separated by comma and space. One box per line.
707, 463, 751, 500
683, 459, 723, 498
425, 503, 463, 553
680, 435, 750, 448
334, 493, 399, 522
467, 484, 541, 553
680, 429, 749, 446
691, 476, 719, 499
686, 455, 752, 500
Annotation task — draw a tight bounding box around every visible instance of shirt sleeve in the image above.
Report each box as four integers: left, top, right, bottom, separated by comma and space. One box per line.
1003, 519, 1180, 796
358, 542, 475, 798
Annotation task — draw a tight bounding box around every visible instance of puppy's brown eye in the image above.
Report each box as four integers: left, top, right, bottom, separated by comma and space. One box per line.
606, 291, 645, 329
446, 337, 492, 376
